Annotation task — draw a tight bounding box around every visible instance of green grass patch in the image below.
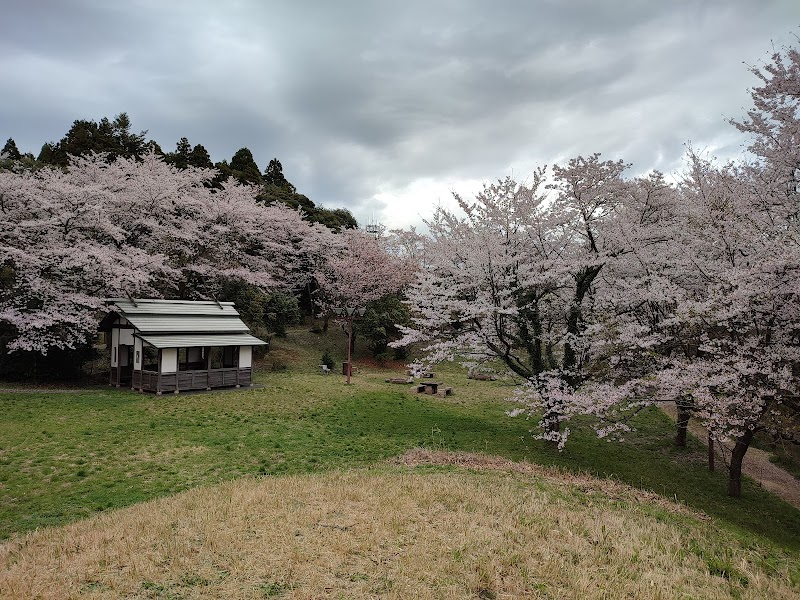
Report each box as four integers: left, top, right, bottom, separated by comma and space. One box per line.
0, 326, 798, 566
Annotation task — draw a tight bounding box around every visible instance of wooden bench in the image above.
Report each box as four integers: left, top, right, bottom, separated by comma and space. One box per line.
468, 373, 495, 381
386, 377, 414, 384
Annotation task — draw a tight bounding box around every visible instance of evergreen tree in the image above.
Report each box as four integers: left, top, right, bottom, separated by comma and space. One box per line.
37, 142, 56, 164
312, 207, 358, 232
166, 137, 192, 169
1, 138, 22, 160
52, 112, 147, 164
230, 147, 262, 185
189, 144, 213, 169
19, 115, 359, 232
264, 158, 296, 192
54, 119, 99, 164
213, 159, 232, 187
142, 140, 164, 156
258, 185, 315, 211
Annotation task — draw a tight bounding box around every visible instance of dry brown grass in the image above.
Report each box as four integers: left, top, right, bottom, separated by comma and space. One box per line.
1, 450, 796, 599
394, 449, 705, 519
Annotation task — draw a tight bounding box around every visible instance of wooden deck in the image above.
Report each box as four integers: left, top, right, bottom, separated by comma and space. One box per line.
132, 367, 253, 394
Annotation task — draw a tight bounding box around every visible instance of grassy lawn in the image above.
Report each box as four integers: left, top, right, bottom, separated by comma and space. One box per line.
1, 327, 798, 564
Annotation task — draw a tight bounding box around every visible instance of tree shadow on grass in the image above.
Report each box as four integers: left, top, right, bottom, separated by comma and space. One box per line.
319, 394, 800, 554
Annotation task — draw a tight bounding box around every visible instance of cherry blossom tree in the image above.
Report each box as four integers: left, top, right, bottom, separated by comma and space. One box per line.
383, 227, 427, 264
0, 155, 166, 353
316, 228, 415, 350
618, 42, 800, 496
731, 42, 800, 184
551, 42, 800, 497
657, 150, 799, 497
395, 156, 643, 443
558, 147, 799, 497
317, 229, 414, 308
0, 152, 336, 356
554, 170, 691, 439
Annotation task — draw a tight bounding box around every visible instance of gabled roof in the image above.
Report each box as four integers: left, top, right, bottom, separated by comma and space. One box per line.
100, 299, 266, 347
108, 298, 240, 317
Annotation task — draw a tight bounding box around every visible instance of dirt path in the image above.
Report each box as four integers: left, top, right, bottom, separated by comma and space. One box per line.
661, 402, 800, 508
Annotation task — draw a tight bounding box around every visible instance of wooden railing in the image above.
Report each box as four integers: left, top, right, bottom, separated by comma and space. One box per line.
132, 367, 252, 393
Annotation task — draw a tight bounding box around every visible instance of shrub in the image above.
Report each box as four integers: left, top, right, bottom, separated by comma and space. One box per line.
321, 350, 335, 370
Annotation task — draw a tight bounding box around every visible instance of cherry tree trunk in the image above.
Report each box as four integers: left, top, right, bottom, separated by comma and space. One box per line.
562, 303, 580, 385
562, 265, 601, 387
674, 396, 693, 447
517, 302, 545, 374
553, 267, 600, 438
545, 412, 561, 434
727, 429, 755, 498
708, 433, 715, 472
543, 393, 562, 435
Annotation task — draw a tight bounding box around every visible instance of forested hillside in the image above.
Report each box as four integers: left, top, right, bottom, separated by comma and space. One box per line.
1, 112, 358, 232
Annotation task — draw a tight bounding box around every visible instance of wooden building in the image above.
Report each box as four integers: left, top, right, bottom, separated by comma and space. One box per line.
100, 298, 267, 394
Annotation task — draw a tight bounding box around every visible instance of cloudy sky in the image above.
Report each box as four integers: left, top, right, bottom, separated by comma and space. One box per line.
1, 1, 798, 229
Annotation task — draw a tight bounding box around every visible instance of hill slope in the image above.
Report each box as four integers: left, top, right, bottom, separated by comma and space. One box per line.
1, 450, 797, 599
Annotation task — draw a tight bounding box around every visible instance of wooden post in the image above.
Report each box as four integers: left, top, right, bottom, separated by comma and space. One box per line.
115, 342, 121, 388
174, 346, 180, 395
156, 349, 162, 396
235, 346, 241, 388
346, 320, 353, 384
206, 346, 212, 390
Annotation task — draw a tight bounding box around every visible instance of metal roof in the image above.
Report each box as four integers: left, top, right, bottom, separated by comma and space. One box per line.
123, 315, 250, 334
106, 298, 239, 317
103, 298, 257, 335
137, 333, 268, 349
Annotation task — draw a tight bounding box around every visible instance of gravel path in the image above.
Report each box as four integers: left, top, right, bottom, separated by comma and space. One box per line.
662, 402, 800, 508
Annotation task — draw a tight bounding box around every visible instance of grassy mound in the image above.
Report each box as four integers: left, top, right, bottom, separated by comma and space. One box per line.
1, 450, 796, 599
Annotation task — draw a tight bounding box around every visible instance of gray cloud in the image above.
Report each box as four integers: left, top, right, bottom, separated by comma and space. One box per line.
1, 0, 798, 227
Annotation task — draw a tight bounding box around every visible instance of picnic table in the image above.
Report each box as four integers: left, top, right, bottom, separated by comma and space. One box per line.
417, 381, 443, 395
